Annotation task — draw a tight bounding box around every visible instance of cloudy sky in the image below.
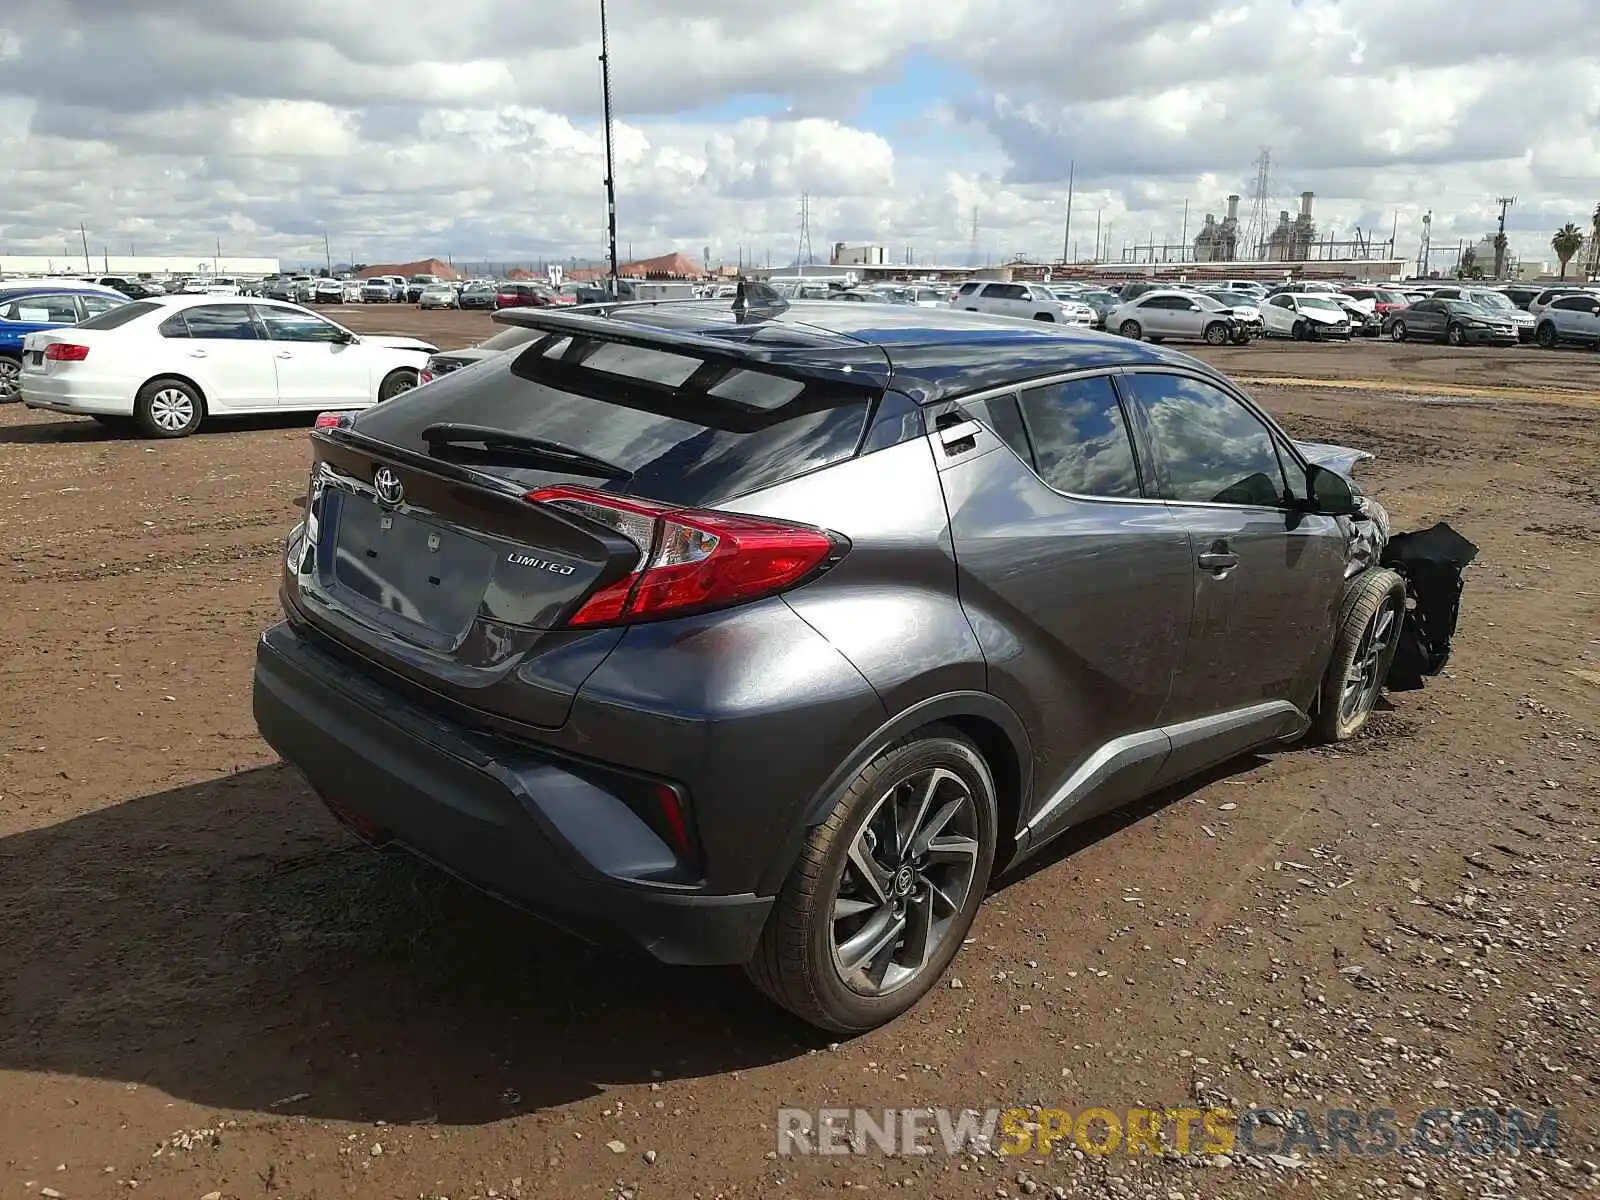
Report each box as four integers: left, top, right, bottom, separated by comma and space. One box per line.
3, 0, 1599, 271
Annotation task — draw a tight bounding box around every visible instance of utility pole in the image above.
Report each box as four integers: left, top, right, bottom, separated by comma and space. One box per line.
1493, 195, 1515, 279
323, 231, 332, 274
1094, 209, 1102, 264
214, 236, 220, 273
79, 222, 91, 272
1061, 159, 1074, 264
1180, 199, 1189, 259
598, 0, 620, 295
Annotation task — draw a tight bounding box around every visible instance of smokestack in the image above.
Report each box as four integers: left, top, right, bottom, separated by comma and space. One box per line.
1300, 191, 1314, 218
1226, 194, 1240, 221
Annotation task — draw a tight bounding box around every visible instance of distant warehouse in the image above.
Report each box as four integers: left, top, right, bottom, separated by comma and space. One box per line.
0, 254, 281, 279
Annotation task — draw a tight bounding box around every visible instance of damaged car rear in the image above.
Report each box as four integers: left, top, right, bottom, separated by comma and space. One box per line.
253, 293, 1473, 1032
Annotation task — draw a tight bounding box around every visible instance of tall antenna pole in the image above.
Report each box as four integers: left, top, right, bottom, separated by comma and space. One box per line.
1180, 198, 1189, 258
323, 231, 332, 274
1061, 160, 1074, 263
1493, 195, 1515, 279
79, 222, 91, 272
968, 206, 980, 268
598, 0, 620, 295
1094, 209, 1102, 263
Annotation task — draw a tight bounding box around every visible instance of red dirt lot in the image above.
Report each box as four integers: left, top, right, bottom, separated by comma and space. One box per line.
1, 310, 1596, 1200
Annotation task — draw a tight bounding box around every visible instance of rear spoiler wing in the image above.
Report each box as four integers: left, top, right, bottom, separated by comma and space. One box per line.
490, 304, 893, 391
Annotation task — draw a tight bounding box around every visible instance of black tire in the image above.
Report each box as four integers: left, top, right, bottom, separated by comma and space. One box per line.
1291, 320, 1308, 341
1312, 568, 1407, 743
0, 353, 21, 403
1535, 323, 1557, 349
1389, 320, 1407, 342
134, 377, 204, 438
1118, 320, 1142, 340
377, 368, 418, 402
745, 726, 998, 1033
1446, 323, 1466, 347
1203, 321, 1229, 345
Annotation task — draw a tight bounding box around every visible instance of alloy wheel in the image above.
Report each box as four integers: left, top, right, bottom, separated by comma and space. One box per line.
829, 767, 981, 997
149, 387, 195, 432
0, 358, 19, 402
1340, 594, 1397, 723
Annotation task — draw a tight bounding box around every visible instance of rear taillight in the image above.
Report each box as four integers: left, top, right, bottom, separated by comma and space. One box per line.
525, 485, 844, 627
44, 343, 89, 361
313, 411, 352, 429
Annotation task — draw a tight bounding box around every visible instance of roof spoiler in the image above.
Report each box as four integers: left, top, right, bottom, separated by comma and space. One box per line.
492, 305, 890, 389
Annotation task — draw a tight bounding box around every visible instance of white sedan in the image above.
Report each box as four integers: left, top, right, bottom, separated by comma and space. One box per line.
19, 295, 437, 437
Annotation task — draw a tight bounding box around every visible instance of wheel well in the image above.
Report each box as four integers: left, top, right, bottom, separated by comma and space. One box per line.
1033, 312, 1055, 321
139, 373, 208, 411
934, 714, 1024, 863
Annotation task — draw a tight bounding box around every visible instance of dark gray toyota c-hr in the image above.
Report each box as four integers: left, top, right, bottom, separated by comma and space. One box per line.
253, 292, 1405, 1032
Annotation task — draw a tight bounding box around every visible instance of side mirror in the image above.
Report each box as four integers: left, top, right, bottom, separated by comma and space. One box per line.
1305, 463, 1358, 517
338, 329, 358, 345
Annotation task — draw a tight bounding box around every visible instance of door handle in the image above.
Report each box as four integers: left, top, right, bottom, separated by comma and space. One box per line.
188, 349, 207, 358
276, 351, 293, 359
1198, 551, 1239, 572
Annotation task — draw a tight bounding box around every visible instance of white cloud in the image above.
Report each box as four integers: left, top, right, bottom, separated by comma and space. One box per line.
2, 0, 1599, 268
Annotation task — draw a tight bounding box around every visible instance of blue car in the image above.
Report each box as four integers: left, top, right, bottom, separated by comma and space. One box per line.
0, 285, 127, 402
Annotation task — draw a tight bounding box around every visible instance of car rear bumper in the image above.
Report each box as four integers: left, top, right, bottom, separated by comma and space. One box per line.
252, 620, 774, 966
21, 373, 134, 415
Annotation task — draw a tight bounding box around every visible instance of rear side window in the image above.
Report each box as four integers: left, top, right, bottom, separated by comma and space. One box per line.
957, 282, 980, 295
1017, 376, 1143, 499
0, 294, 81, 323
353, 338, 879, 509
76, 299, 158, 330
179, 305, 259, 339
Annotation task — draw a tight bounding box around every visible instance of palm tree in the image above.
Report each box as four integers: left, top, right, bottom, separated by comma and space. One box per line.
1552, 223, 1584, 278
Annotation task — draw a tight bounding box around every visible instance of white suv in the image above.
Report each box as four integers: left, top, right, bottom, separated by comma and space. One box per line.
952, 281, 1094, 325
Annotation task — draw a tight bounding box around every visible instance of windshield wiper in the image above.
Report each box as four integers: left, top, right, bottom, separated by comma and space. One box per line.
419, 422, 632, 480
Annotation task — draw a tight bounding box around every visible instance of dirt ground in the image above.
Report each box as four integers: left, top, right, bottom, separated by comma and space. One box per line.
1, 308, 1596, 1200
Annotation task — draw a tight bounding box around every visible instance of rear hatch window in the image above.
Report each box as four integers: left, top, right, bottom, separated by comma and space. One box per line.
352, 331, 880, 509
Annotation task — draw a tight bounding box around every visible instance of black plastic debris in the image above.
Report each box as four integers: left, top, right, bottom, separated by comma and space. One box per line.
1380, 522, 1479, 691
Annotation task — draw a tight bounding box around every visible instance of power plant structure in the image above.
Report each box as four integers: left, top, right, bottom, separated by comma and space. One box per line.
1113, 187, 1397, 270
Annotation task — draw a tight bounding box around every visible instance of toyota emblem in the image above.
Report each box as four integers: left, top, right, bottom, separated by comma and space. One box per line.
373, 467, 404, 507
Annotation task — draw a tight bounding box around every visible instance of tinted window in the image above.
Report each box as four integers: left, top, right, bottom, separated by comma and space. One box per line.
968, 394, 1032, 462
353, 346, 876, 509
1270, 295, 1293, 308
256, 307, 343, 342
983, 284, 1028, 301
0, 294, 81, 323
957, 282, 980, 295
1552, 296, 1594, 312
77, 300, 157, 330
1018, 375, 1143, 499
1123, 373, 1288, 508
180, 305, 259, 339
